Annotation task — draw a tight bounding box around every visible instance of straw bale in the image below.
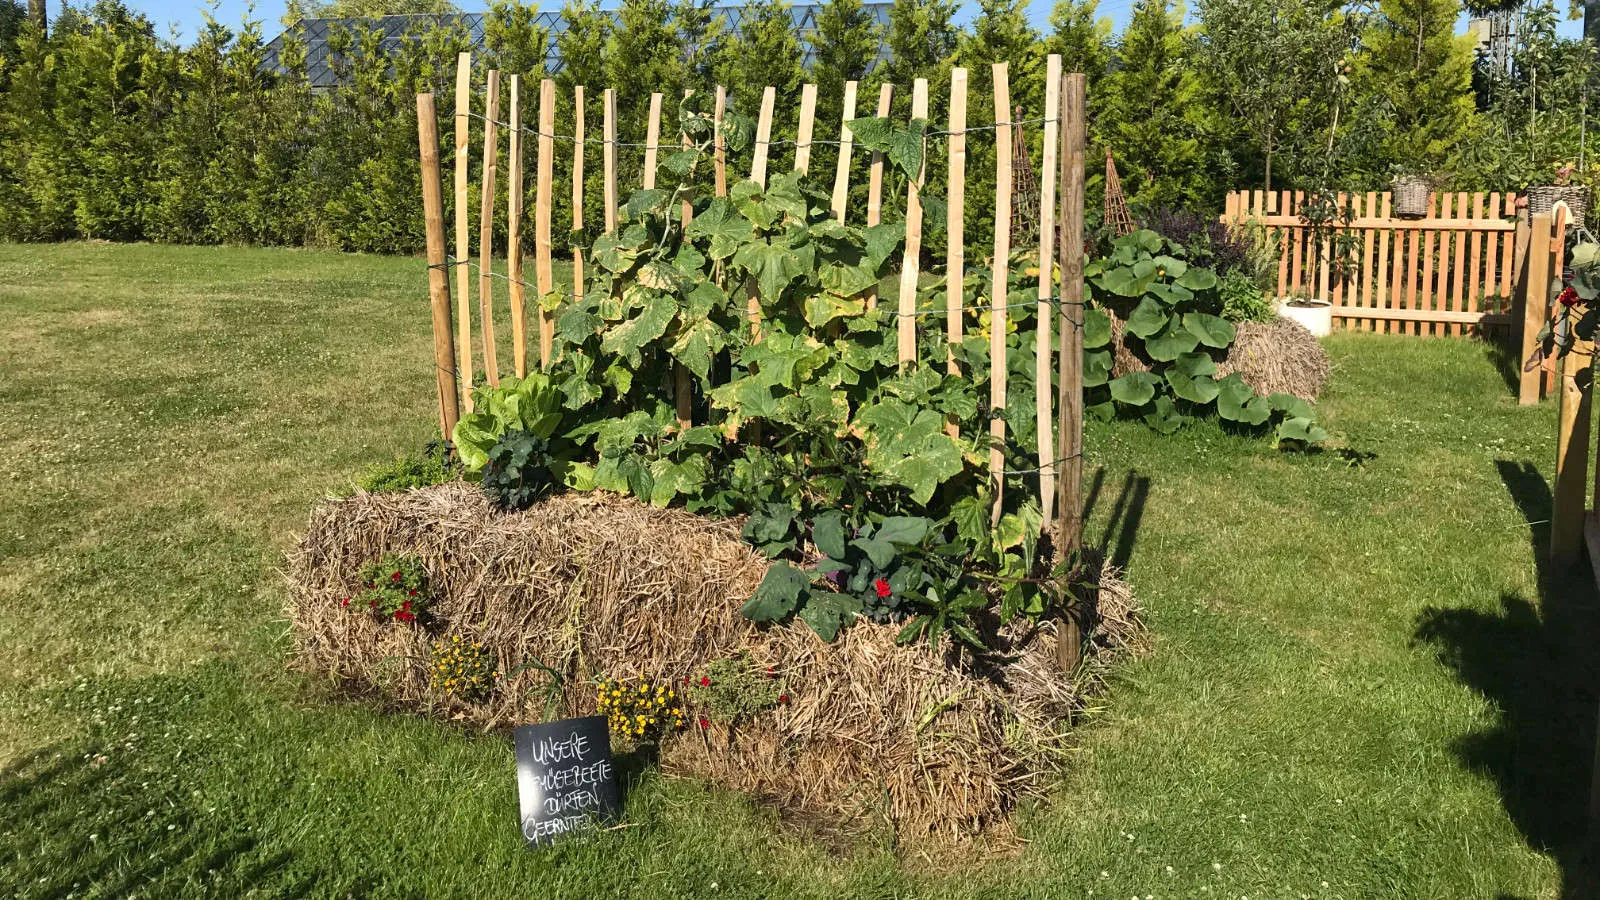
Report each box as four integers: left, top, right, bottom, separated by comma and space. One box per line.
286, 482, 1143, 850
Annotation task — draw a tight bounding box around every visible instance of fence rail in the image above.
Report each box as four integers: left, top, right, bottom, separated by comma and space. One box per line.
416, 52, 1088, 530
1224, 189, 1525, 337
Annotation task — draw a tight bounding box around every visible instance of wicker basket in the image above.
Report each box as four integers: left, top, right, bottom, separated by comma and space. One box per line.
1392, 176, 1432, 218
1524, 185, 1589, 229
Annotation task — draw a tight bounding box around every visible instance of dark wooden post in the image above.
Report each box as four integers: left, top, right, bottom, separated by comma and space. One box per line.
1055, 72, 1087, 670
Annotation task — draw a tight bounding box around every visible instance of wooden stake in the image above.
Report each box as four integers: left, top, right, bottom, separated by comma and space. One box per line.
573, 85, 586, 307
1036, 54, 1061, 526
945, 68, 968, 381
1552, 206, 1589, 566
865, 83, 893, 310
417, 93, 460, 439
897, 78, 928, 368
990, 63, 1012, 525
1519, 213, 1549, 406
676, 89, 695, 429
477, 69, 502, 386
603, 88, 618, 233
1057, 72, 1088, 670
643, 91, 663, 190
681, 88, 695, 229
831, 80, 857, 224
748, 85, 776, 339
536, 78, 555, 368
713, 85, 727, 198
452, 52, 474, 410
507, 74, 526, 377
794, 83, 817, 174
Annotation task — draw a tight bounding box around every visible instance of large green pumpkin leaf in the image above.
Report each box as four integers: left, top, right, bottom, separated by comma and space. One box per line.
1083, 307, 1112, 349
1083, 348, 1112, 387
1183, 312, 1236, 349
1276, 416, 1328, 445
1143, 395, 1187, 434
1268, 392, 1315, 421
1175, 266, 1219, 291
1144, 320, 1201, 361
1169, 351, 1218, 378
1110, 371, 1162, 407
1123, 296, 1170, 338
1166, 370, 1220, 404
1216, 373, 1270, 425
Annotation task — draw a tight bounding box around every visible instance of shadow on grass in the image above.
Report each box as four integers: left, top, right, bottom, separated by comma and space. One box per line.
1083, 467, 1150, 575
1414, 460, 1600, 899
1483, 333, 1525, 397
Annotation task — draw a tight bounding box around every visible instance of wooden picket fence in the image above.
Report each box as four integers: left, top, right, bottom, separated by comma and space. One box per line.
415, 52, 1090, 548
1223, 189, 1525, 337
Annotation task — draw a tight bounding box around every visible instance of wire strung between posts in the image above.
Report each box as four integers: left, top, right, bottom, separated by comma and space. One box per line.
461, 110, 1054, 150
437, 256, 1080, 321
1001, 452, 1084, 476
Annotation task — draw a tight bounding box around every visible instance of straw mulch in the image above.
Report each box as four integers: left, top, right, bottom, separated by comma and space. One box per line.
1108, 312, 1331, 401
286, 482, 1144, 850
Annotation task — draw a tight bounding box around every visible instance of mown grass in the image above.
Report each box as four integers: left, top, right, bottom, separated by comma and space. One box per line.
1, 242, 1595, 898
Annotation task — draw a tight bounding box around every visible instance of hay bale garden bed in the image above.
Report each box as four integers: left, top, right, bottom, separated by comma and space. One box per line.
287, 482, 1142, 848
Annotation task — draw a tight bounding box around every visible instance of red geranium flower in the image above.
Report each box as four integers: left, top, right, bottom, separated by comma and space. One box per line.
765, 666, 775, 678
682, 676, 690, 685
391, 572, 402, 582
778, 693, 789, 704
700, 676, 711, 687
873, 578, 892, 599
697, 716, 710, 729
341, 597, 350, 607
369, 599, 378, 607
400, 600, 412, 611
408, 589, 418, 597
1559, 286, 1581, 307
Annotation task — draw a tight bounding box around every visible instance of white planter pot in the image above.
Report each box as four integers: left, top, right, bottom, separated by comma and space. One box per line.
1277, 298, 1333, 337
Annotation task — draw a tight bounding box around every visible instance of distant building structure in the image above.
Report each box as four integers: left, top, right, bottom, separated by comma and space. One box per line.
261, 5, 892, 89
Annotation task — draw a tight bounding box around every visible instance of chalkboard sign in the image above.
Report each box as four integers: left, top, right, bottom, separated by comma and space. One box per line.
514, 716, 620, 846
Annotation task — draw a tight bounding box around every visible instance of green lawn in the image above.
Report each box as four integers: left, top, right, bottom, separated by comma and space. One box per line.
1, 242, 1595, 898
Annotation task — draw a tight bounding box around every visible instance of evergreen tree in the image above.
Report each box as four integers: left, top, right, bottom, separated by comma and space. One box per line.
554, 0, 610, 233
874, 0, 958, 107
1099, 0, 1215, 209
808, 0, 880, 134
1351, 0, 1478, 176
675, 0, 722, 95
1046, 0, 1110, 84
709, 0, 803, 118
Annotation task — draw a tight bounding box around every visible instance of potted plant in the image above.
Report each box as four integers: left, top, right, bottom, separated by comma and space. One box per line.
1278, 190, 1356, 337
1391, 171, 1433, 219
1524, 161, 1589, 229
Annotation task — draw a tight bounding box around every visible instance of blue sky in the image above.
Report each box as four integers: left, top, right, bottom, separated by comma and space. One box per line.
112, 0, 1584, 48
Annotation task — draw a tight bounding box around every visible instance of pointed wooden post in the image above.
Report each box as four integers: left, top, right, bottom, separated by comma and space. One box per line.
452, 52, 474, 411
417, 93, 460, 439
477, 69, 503, 386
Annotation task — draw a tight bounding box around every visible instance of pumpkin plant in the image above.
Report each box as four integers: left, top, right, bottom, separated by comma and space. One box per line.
1086, 229, 1327, 446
